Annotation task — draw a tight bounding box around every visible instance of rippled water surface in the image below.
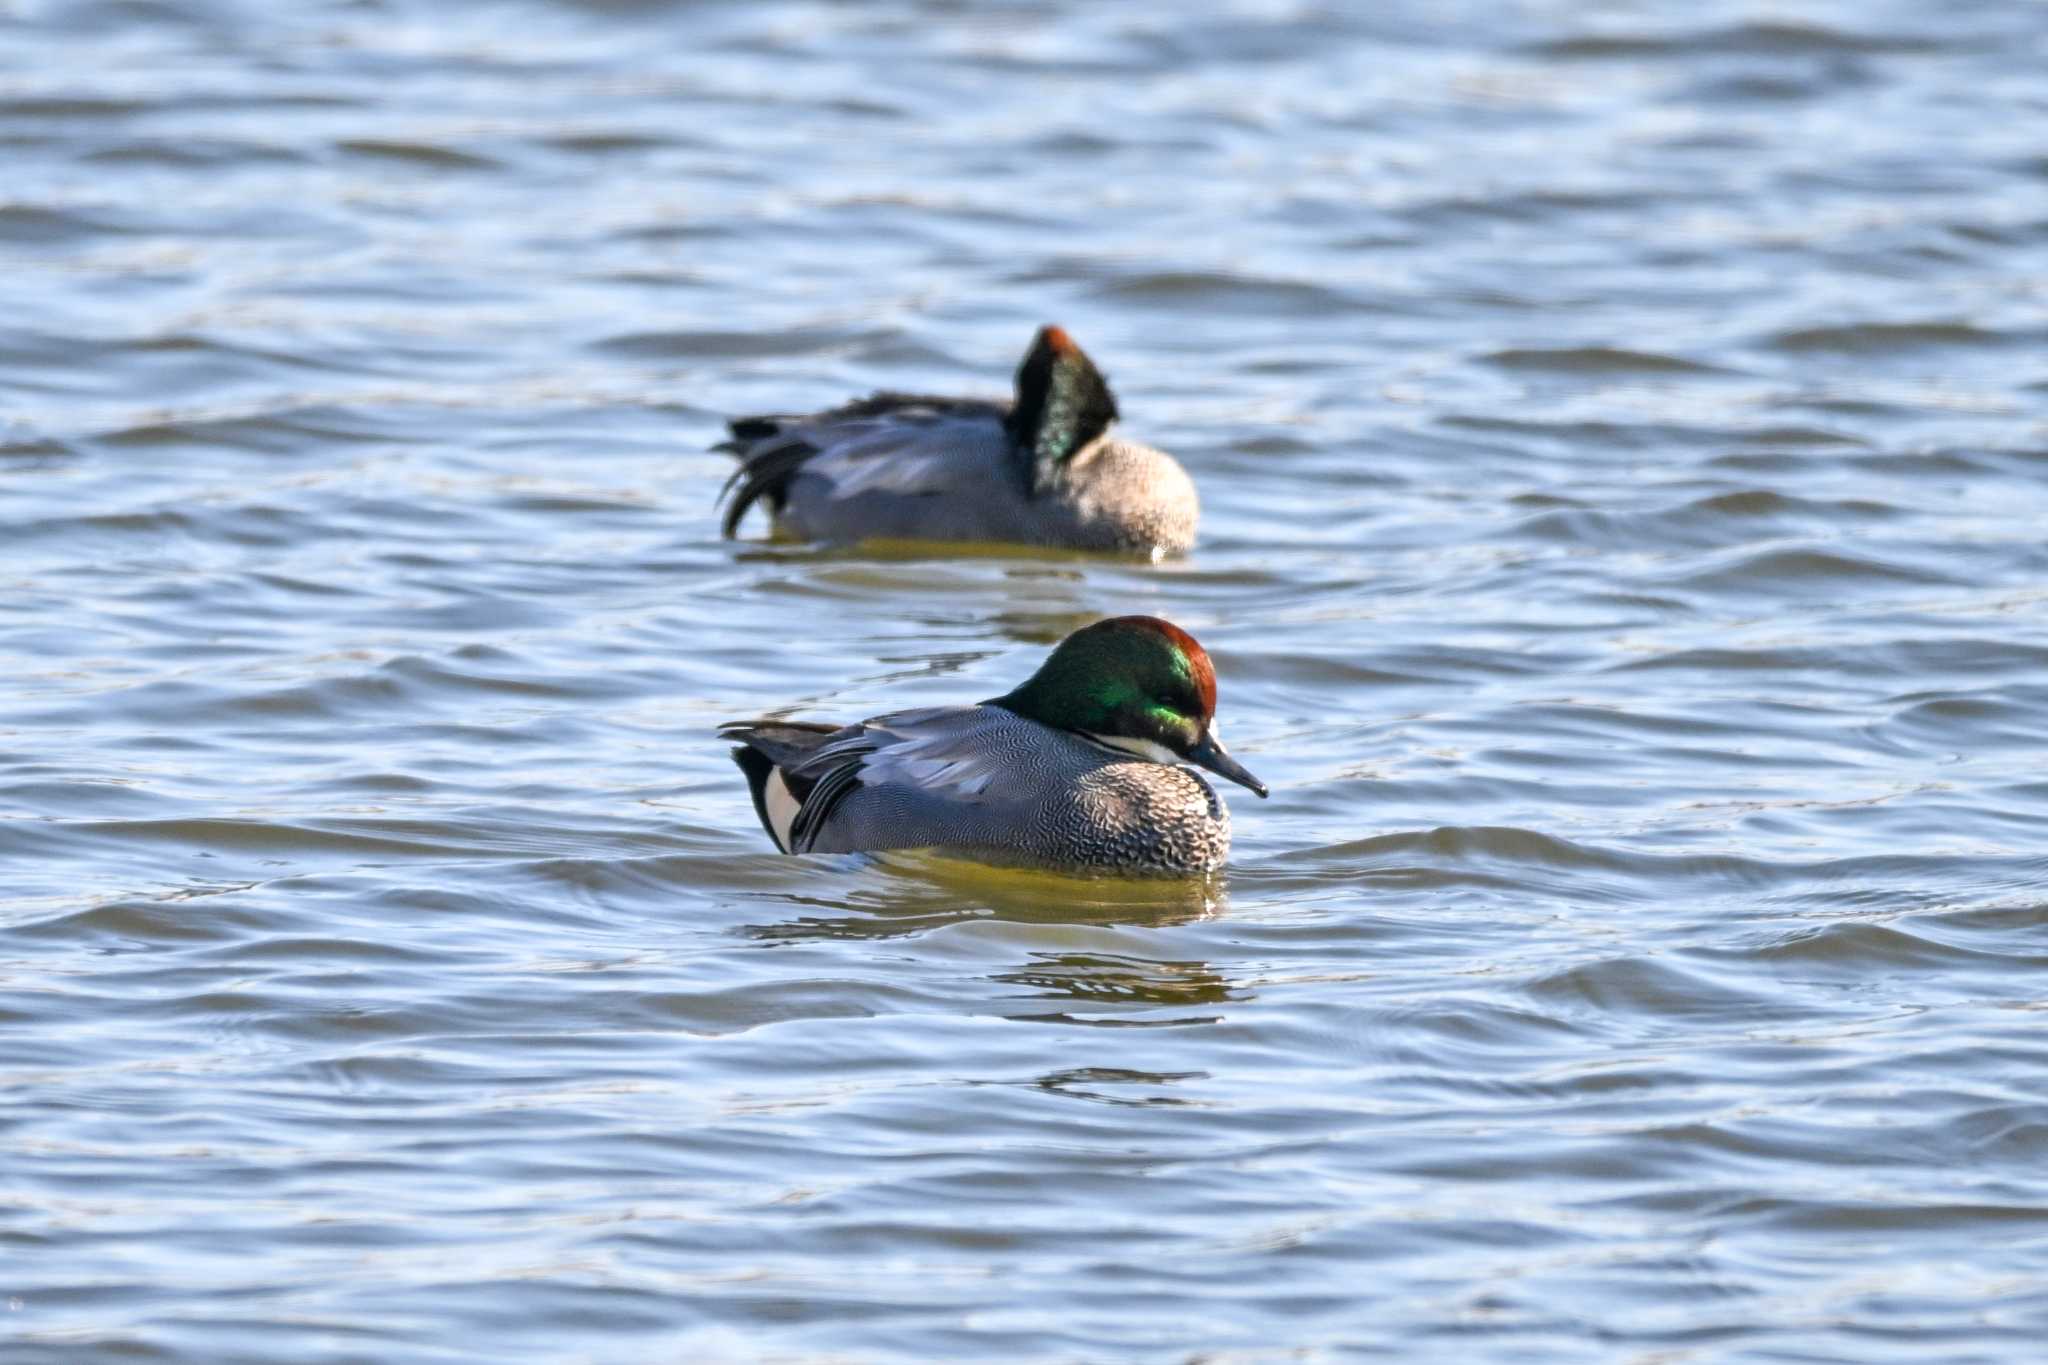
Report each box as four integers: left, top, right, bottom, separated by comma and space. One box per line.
7, 0, 2048, 1358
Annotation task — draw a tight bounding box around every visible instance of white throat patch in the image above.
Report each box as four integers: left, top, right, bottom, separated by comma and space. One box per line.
1082, 732, 1182, 766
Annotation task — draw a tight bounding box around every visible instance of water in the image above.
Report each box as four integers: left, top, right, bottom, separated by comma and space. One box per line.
6, 0, 2048, 1358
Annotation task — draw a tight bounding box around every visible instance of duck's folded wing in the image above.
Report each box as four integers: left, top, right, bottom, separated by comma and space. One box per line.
777, 706, 1019, 852
716, 395, 1010, 537
841, 706, 1016, 799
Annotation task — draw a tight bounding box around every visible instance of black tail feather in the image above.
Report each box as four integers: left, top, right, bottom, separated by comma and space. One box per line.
718, 435, 820, 538
720, 719, 840, 770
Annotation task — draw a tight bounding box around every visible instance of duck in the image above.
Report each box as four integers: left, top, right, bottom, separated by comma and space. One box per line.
721, 616, 1266, 876
715, 326, 1199, 556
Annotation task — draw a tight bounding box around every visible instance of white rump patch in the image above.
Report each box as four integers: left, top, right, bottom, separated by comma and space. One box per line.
764, 768, 801, 854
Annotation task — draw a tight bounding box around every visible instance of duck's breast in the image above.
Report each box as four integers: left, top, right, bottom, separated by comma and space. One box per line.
1044, 759, 1230, 873
1057, 438, 1201, 557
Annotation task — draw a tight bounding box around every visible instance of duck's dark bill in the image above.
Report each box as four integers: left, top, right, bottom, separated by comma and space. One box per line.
1187, 732, 1268, 798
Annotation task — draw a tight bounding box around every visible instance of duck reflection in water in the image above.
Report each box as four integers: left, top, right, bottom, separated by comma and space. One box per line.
738, 853, 1244, 1029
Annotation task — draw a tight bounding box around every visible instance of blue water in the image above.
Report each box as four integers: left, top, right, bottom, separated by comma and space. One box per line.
5, 1, 2048, 1359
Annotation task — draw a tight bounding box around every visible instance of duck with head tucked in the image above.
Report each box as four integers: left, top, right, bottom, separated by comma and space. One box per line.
722, 617, 1265, 877
716, 327, 1199, 556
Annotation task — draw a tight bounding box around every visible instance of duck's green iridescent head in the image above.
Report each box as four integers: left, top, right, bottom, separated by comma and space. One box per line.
1003, 325, 1120, 492
992, 616, 1267, 797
